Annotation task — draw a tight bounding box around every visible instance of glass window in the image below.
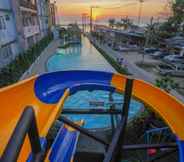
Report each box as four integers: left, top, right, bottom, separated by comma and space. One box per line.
0, 16, 6, 30
5, 15, 10, 21
0, 45, 12, 59
0, 17, 2, 29
27, 36, 34, 47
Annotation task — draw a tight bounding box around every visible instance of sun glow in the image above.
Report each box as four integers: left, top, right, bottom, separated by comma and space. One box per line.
92, 10, 101, 21
56, 0, 168, 24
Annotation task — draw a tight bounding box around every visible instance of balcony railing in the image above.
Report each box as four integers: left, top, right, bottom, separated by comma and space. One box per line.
24, 25, 40, 38
20, 0, 37, 10
0, 31, 16, 46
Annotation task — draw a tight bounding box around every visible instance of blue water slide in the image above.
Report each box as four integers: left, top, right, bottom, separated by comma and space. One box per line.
48, 125, 80, 162
34, 71, 115, 104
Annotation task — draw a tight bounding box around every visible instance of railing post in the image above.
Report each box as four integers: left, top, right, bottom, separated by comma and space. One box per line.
122, 78, 134, 120
103, 78, 134, 162
1, 107, 42, 162
28, 108, 42, 154
109, 92, 115, 134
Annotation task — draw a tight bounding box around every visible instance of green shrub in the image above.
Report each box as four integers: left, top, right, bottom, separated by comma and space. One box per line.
0, 33, 53, 88
58, 43, 70, 49
92, 42, 130, 75
155, 76, 179, 93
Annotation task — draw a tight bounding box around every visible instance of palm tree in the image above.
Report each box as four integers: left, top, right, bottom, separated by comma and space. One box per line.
142, 17, 160, 63
121, 17, 133, 30
145, 17, 160, 47
116, 21, 123, 30
108, 18, 116, 29
172, 0, 184, 31
159, 0, 184, 34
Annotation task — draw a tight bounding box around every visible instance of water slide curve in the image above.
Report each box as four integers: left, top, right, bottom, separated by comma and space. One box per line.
0, 70, 184, 161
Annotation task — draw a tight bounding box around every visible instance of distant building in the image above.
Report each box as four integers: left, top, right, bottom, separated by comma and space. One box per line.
94, 25, 145, 47
0, 0, 53, 69
0, 0, 19, 68
49, 3, 56, 28
11, 0, 41, 50
36, 0, 50, 38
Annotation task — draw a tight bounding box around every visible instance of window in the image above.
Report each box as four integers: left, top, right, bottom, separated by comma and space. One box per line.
0, 45, 12, 59
178, 66, 184, 71
27, 36, 34, 47
22, 16, 26, 26
0, 16, 6, 30
5, 15, 10, 21
32, 17, 35, 25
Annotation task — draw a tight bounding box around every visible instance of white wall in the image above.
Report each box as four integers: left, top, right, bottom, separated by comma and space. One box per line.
0, 0, 11, 10
0, 0, 20, 67
0, 11, 17, 46
36, 0, 49, 38
11, 41, 19, 57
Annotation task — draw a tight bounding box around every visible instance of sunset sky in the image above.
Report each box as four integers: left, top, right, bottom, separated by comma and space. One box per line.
53, 0, 171, 25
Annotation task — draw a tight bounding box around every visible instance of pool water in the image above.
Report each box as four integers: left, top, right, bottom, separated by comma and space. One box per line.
47, 37, 115, 72
47, 36, 142, 129
64, 90, 142, 129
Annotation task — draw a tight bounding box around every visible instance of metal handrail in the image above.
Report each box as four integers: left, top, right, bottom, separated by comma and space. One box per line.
1, 107, 43, 162
103, 78, 134, 162
62, 108, 122, 114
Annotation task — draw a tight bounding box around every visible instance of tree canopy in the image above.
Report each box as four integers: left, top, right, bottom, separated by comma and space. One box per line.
160, 0, 184, 35
108, 18, 116, 28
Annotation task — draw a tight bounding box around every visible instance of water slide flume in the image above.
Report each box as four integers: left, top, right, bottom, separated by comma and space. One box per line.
0, 70, 183, 162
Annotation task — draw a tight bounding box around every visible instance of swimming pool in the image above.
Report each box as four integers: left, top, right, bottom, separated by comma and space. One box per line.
47, 38, 115, 72
47, 36, 142, 128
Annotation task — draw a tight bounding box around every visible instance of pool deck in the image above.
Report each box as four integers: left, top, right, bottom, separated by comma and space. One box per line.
20, 39, 61, 80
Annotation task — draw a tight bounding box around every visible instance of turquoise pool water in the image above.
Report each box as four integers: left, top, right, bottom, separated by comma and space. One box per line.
47, 37, 142, 128
64, 91, 142, 129
47, 38, 115, 72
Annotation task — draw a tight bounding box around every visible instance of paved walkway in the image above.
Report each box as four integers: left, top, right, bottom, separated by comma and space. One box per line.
91, 37, 184, 103
21, 39, 61, 80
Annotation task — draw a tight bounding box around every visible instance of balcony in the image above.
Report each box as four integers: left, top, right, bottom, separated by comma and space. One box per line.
0, 30, 16, 47
20, 0, 37, 10
23, 25, 40, 38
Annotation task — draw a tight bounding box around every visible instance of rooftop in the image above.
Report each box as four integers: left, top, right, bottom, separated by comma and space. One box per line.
95, 25, 145, 39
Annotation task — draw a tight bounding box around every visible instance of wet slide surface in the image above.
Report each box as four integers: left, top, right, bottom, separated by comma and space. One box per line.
0, 70, 184, 162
